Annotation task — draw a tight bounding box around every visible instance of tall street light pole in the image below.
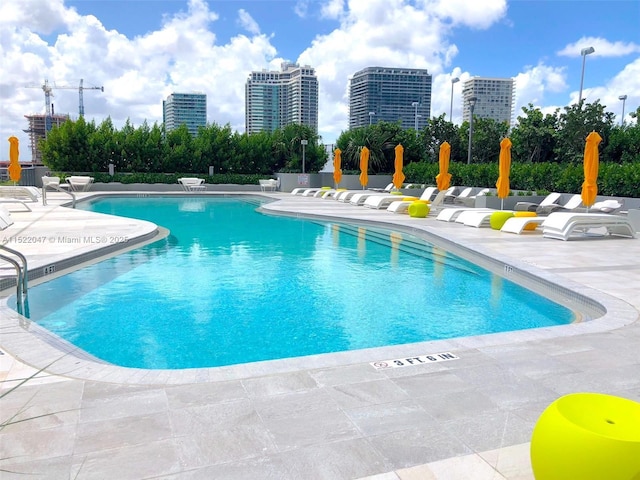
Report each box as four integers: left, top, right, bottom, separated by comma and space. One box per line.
619, 95, 628, 126
369, 111, 375, 125
578, 46, 595, 105
412, 101, 419, 130
467, 96, 477, 165
450, 77, 459, 121
301, 139, 308, 174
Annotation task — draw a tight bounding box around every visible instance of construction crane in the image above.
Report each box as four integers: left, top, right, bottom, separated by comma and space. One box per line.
26, 78, 104, 119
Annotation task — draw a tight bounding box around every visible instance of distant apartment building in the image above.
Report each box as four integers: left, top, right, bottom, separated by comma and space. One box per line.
245, 62, 319, 134
349, 67, 432, 130
163, 93, 207, 136
462, 77, 515, 126
24, 113, 69, 164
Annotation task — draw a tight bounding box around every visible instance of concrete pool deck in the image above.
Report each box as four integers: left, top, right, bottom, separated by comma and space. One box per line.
1, 191, 639, 479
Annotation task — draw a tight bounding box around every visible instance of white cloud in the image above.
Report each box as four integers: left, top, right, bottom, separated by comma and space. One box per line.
237, 9, 260, 35
558, 37, 640, 57
0, 0, 636, 161
320, 0, 345, 19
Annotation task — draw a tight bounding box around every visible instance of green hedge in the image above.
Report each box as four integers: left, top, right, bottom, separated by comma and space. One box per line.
403, 162, 640, 197
60, 172, 264, 186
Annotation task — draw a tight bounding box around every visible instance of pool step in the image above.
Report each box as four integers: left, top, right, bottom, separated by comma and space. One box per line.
325, 222, 479, 275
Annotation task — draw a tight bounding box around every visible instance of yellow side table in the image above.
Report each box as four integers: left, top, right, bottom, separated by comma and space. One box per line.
530, 393, 640, 480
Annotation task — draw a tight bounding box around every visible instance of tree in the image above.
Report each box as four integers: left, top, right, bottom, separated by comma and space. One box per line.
419, 114, 463, 163
553, 101, 616, 163
458, 117, 508, 164
510, 104, 558, 163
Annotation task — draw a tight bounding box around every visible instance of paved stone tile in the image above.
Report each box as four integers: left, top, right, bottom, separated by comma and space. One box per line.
242, 371, 319, 397
413, 389, 499, 421
310, 363, 386, 386
439, 410, 534, 453
367, 424, 472, 470
164, 380, 247, 408
74, 412, 173, 454
345, 399, 436, 436
154, 456, 296, 479
327, 379, 412, 409
71, 438, 181, 479
277, 437, 389, 480
79, 387, 169, 423
175, 424, 278, 469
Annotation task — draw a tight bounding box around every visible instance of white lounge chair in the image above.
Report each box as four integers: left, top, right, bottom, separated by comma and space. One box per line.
259, 179, 278, 191
448, 187, 473, 204
500, 216, 546, 234
178, 177, 205, 192
457, 209, 511, 228
386, 186, 438, 213
515, 192, 562, 212
541, 212, 636, 241
457, 188, 491, 207
437, 207, 495, 222
0, 206, 13, 230
67, 175, 94, 192
0, 186, 38, 202
0, 186, 36, 211
368, 182, 395, 192
536, 194, 582, 215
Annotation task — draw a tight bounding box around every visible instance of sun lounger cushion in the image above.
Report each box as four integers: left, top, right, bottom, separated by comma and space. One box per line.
490, 211, 515, 230
514, 211, 538, 230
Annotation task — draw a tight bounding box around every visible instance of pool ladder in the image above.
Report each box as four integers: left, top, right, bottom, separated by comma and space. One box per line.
0, 245, 29, 316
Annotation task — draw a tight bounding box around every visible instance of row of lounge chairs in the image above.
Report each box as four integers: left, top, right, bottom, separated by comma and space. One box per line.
290, 185, 637, 241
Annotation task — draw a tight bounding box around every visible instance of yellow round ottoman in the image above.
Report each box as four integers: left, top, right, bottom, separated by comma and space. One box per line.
408, 202, 430, 218
530, 393, 640, 480
489, 211, 515, 230
514, 211, 538, 231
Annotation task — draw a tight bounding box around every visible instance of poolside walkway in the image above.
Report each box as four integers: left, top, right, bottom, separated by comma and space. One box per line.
1, 191, 639, 479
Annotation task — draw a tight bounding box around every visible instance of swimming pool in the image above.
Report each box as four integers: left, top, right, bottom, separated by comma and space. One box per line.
20, 196, 573, 369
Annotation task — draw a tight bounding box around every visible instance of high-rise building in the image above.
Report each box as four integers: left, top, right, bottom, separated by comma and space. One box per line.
163, 93, 207, 136
348, 67, 432, 130
245, 62, 319, 134
462, 77, 515, 126
24, 114, 69, 163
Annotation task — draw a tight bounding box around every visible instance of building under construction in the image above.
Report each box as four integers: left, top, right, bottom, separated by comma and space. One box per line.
23, 113, 69, 164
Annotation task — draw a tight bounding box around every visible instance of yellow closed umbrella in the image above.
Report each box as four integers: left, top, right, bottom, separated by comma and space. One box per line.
359, 146, 369, 189
581, 131, 602, 208
496, 137, 512, 209
435, 141, 451, 191
8, 136, 22, 183
392, 144, 405, 190
333, 148, 342, 187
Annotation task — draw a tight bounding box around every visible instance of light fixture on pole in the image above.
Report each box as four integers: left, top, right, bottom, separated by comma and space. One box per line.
301, 139, 308, 174
618, 95, 628, 126
450, 77, 460, 121
467, 96, 477, 165
412, 101, 419, 130
578, 46, 595, 105
369, 111, 375, 125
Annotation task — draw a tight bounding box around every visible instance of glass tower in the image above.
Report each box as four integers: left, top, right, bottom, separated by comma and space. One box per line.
348, 67, 432, 130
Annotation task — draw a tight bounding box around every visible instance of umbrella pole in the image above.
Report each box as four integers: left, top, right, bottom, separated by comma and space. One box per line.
501, 199, 504, 210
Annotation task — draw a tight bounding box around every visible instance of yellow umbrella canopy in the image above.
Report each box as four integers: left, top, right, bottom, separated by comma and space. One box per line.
435, 141, 451, 191
496, 137, 512, 200
581, 131, 602, 208
359, 146, 369, 188
392, 144, 405, 189
8, 136, 22, 183
333, 148, 342, 186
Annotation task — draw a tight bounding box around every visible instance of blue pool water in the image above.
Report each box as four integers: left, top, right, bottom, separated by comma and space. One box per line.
21, 196, 573, 369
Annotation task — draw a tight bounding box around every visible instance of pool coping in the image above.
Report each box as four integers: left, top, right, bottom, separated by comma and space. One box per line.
0, 192, 638, 385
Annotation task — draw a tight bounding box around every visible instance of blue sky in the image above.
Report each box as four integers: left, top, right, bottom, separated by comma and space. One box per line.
1, 0, 638, 160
